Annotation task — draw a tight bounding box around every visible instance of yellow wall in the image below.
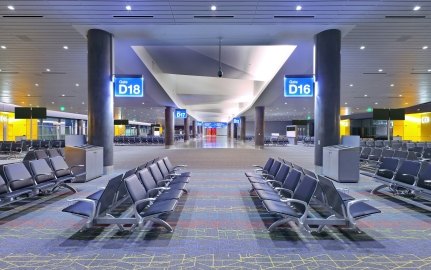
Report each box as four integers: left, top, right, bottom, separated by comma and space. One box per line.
340, 119, 350, 137
0, 112, 37, 141
114, 125, 126, 136
388, 113, 431, 142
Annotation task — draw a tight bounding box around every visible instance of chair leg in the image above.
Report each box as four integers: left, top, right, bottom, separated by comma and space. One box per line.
268, 217, 292, 232
59, 183, 77, 193
371, 184, 387, 194
149, 217, 173, 232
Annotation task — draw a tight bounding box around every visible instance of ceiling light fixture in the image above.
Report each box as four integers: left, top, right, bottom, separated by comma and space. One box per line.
345, 102, 348, 105
349, 84, 354, 87
390, 84, 394, 87
7, 5, 14, 10
360, 45, 365, 50
413, 5, 421, 11
423, 46, 428, 50
35, 83, 39, 87
378, 69, 383, 72
375, 102, 378, 105
61, 94, 65, 97
217, 37, 223, 78
399, 94, 403, 97
75, 83, 79, 87
46, 68, 50, 72
296, 5, 302, 11
63, 45, 68, 50
211, 5, 217, 11
125, 5, 132, 11
364, 94, 368, 97
0, 45, 6, 49
428, 69, 431, 72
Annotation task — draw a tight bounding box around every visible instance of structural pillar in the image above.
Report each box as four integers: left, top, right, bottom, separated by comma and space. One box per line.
314, 29, 341, 166
77, 119, 84, 135
192, 120, 197, 139
240, 116, 246, 142
165, 106, 174, 148
184, 116, 190, 141
227, 122, 232, 138
87, 29, 114, 171
233, 123, 238, 139
255, 106, 265, 149
136, 125, 141, 136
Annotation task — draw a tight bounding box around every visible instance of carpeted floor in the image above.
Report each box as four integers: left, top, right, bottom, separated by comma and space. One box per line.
0, 138, 431, 269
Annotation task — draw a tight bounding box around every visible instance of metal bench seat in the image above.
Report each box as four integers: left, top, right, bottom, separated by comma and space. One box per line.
163, 157, 191, 177
247, 160, 281, 182
249, 163, 289, 187
245, 158, 274, 178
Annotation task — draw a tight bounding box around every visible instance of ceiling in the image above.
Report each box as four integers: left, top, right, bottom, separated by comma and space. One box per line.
0, 1, 430, 123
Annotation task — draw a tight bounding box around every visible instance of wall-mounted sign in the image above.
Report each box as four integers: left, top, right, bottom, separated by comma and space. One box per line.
197, 121, 203, 126
113, 76, 144, 97
284, 76, 314, 97
175, 109, 187, 118
204, 122, 228, 128
233, 117, 241, 124
422, 117, 430, 124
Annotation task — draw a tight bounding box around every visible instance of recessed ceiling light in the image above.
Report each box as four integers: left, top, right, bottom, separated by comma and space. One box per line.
125, 5, 132, 11
1, 45, 6, 49
356, 108, 359, 110
428, 69, 431, 72
0, 69, 2, 72
63, 45, 68, 50
378, 69, 383, 72
423, 46, 428, 50
27, 94, 31, 96
51, 101, 55, 104
390, 84, 394, 87
405, 102, 409, 105
375, 102, 378, 105
82, 102, 85, 105
29, 104, 32, 106
61, 94, 65, 97
35, 83, 39, 87
7, 5, 14, 11
284, 102, 287, 105
344, 102, 348, 105
399, 94, 403, 97
364, 94, 368, 97
349, 84, 354, 87
142, 102, 145, 105
46, 68, 50, 72
413, 5, 421, 11
210, 5, 217, 11
360, 45, 365, 50
75, 83, 79, 87
296, 5, 302, 11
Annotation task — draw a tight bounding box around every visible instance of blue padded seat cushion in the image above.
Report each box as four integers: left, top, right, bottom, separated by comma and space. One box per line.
256, 189, 285, 201
167, 181, 187, 190
171, 176, 189, 183
141, 199, 177, 217
62, 201, 93, 217
262, 200, 302, 218
87, 190, 103, 201
157, 189, 183, 200
252, 183, 276, 191
349, 201, 381, 219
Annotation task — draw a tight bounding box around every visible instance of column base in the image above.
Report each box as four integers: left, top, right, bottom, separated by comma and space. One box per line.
103, 165, 114, 175
255, 145, 264, 149
165, 144, 175, 149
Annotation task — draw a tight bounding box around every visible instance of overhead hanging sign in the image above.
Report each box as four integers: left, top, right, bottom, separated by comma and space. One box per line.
204, 122, 227, 128
113, 76, 144, 97
175, 109, 187, 118
284, 76, 314, 97
233, 117, 241, 124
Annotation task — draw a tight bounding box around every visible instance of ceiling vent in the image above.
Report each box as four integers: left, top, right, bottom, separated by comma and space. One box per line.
2, 15, 43, 18
0, 71, 19, 74
113, 15, 154, 18
194, 15, 234, 19
385, 15, 426, 19
42, 72, 66, 75
274, 15, 315, 19
411, 72, 431, 74
363, 72, 387, 75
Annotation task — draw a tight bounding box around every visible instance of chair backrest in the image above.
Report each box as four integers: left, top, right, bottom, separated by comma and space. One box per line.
1, 142, 12, 152
281, 169, 302, 192
163, 157, 174, 172
377, 157, 399, 179
393, 150, 408, 159
123, 174, 149, 213
423, 148, 431, 159
317, 175, 346, 217
49, 156, 71, 177
292, 175, 318, 213
417, 162, 431, 190
137, 168, 158, 192
123, 168, 137, 179
407, 151, 418, 161
381, 149, 395, 159
57, 148, 65, 157
370, 148, 383, 158
47, 148, 60, 157
360, 147, 371, 159
273, 164, 290, 183
29, 159, 56, 184
0, 175, 9, 195
96, 174, 124, 215
292, 163, 304, 173
34, 149, 49, 160
263, 158, 275, 172
302, 168, 317, 178
267, 160, 281, 177
148, 163, 164, 183
11, 142, 23, 152
156, 159, 171, 179
3, 163, 34, 191
394, 160, 421, 185
137, 162, 148, 171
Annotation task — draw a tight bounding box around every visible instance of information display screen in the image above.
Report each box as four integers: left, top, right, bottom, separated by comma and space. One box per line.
175, 109, 187, 118
114, 119, 129, 125
390, 109, 405, 120
14, 107, 32, 119
31, 108, 47, 119
233, 118, 241, 124
284, 76, 314, 97
203, 122, 227, 128
373, 109, 390, 120
114, 76, 144, 97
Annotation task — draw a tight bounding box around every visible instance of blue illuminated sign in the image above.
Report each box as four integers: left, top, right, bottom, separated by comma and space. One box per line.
284, 76, 314, 97
114, 76, 144, 97
175, 109, 187, 118
197, 121, 203, 126
204, 122, 228, 128
233, 118, 241, 124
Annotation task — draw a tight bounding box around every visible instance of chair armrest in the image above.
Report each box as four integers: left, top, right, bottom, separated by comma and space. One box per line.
280, 198, 308, 208
336, 188, 349, 193
147, 187, 170, 194
35, 173, 54, 178
424, 180, 431, 185
134, 198, 157, 211
265, 180, 282, 185
275, 188, 294, 197
346, 199, 370, 224
261, 174, 274, 180
252, 165, 263, 169
173, 165, 187, 169
67, 198, 97, 219
168, 173, 181, 177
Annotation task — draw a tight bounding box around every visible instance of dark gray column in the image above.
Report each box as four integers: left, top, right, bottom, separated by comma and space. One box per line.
240, 116, 246, 141
87, 29, 114, 170
165, 106, 174, 148
255, 106, 265, 149
227, 122, 232, 138
314, 29, 341, 166
77, 119, 84, 135
192, 120, 197, 139
233, 123, 238, 139
184, 116, 190, 141
136, 125, 141, 136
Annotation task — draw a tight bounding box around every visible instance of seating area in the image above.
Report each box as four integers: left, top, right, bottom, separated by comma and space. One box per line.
62, 157, 190, 232
246, 157, 381, 233
0, 155, 83, 206
114, 135, 185, 145
0, 140, 65, 160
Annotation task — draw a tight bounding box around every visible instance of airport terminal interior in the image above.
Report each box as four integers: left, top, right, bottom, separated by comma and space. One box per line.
1, 1, 431, 269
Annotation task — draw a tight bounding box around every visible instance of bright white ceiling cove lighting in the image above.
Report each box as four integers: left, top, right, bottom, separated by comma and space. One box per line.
125, 5, 132, 11
413, 5, 421, 11
296, 5, 302, 11
211, 5, 217, 11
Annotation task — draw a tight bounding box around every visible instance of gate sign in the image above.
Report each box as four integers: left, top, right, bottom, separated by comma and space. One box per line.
175, 109, 187, 118
284, 76, 314, 97
204, 122, 227, 128
114, 76, 144, 97
233, 117, 241, 124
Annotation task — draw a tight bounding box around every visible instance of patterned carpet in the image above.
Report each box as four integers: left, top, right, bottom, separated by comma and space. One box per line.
0, 140, 431, 269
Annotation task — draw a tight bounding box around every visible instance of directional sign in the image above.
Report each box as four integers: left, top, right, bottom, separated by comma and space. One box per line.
175, 109, 187, 118
203, 122, 228, 128
233, 117, 241, 124
114, 76, 144, 97
284, 76, 314, 97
